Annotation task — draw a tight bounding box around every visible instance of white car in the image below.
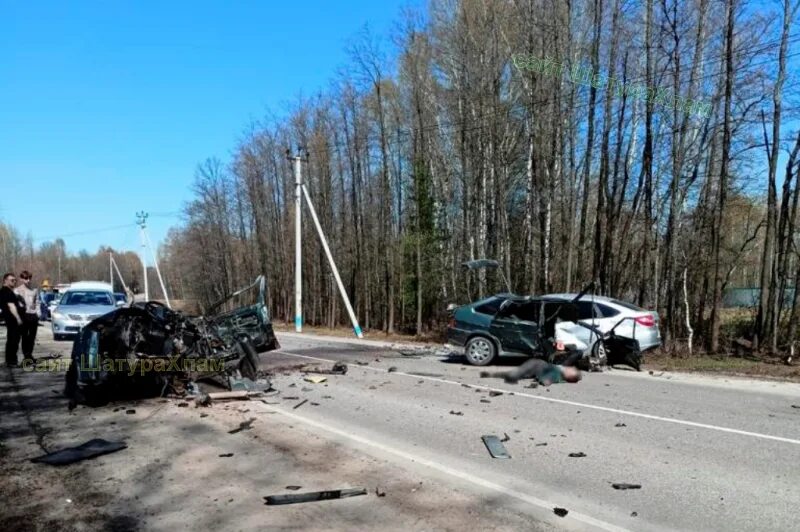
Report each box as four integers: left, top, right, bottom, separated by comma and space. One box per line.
547, 294, 661, 360
51, 281, 122, 341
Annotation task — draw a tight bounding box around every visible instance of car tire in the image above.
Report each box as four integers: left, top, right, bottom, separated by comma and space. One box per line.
465, 336, 497, 366
591, 340, 607, 366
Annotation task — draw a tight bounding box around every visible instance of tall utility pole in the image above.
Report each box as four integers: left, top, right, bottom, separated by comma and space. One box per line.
288, 148, 304, 332
288, 147, 363, 338
109, 251, 113, 290
136, 211, 149, 301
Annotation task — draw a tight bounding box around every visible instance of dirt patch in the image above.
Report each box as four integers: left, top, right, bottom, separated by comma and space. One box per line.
643, 351, 800, 382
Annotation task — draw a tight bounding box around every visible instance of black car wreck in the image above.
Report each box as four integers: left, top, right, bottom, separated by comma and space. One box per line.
65, 275, 279, 406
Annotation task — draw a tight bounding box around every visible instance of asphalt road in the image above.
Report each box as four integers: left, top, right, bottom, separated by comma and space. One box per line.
262, 332, 800, 532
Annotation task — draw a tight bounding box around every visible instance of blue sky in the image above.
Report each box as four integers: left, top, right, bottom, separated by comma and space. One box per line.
0, 0, 417, 256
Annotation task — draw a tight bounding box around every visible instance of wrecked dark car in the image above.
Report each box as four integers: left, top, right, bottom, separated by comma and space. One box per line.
65, 275, 279, 405
447, 285, 644, 371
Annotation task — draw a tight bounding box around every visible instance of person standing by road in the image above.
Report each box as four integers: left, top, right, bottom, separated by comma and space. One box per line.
14, 270, 40, 362
1, 273, 23, 367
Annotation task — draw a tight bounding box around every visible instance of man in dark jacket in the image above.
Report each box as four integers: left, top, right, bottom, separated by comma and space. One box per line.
480, 358, 582, 386
1, 273, 23, 367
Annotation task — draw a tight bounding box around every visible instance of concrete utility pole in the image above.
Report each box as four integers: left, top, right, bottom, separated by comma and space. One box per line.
136, 211, 149, 301
288, 148, 304, 332
288, 147, 363, 338
143, 229, 171, 308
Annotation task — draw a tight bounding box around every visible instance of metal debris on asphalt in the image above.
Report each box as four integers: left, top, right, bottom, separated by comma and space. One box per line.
449, 410, 463, 416
387, 367, 398, 372
304, 376, 327, 384
553, 508, 569, 517
568, 452, 587, 458
482, 435, 511, 459
228, 418, 256, 434
31, 438, 127, 466
500, 432, 510, 442
218, 453, 234, 457
615, 423, 627, 427
612, 483, 642, 490
375, 487, 386, 497
264, 488, 368, 506
293, 399, 309, 409
489, 390, 503, 397
285, 486, 302, 491
125, 409, 136, 414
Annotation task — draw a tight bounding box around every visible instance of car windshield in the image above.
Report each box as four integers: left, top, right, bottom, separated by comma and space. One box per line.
61, 291, 114, 306
114, 293, 126, 302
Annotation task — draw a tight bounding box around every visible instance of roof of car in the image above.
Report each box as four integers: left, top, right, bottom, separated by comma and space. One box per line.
64, 281, 113, 292
543, 293, 616, 303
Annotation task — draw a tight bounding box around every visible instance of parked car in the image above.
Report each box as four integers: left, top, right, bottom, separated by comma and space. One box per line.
447, 291, 659, 369
51, 281, 123, 340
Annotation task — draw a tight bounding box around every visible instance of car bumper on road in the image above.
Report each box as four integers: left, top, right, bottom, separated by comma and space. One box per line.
52, 318, 87, 336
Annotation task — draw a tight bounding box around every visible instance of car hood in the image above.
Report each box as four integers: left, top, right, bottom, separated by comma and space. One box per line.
55, 304, 116, 318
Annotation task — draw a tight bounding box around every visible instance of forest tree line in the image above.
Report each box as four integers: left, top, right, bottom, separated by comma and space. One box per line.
4, 0, 800, 356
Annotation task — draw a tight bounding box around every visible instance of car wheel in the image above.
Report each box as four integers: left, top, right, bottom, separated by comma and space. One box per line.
465, 336, 496, 366
591, 340, 607, 366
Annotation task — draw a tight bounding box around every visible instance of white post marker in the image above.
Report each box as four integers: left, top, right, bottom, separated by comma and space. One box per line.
137, 212, 150, 301
143, 229, 171, 308
293, 155, 303, 332
301, 184, 363, 338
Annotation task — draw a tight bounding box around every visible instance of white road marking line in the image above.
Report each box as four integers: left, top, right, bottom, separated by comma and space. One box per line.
276, 350, 800, 446
260, 401, 631, 532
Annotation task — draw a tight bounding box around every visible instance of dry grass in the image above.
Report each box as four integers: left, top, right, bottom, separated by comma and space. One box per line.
644, 350, 800, 381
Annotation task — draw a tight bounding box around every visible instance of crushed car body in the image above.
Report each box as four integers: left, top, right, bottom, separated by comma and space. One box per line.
446, 283, 652, 371
65, 275, 279, 405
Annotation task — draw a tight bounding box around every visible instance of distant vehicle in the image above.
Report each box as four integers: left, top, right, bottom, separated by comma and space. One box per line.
446, 290, 659, 369
113, 292, 128, 305
40, 292, 57, 321
51, 281, 123, 341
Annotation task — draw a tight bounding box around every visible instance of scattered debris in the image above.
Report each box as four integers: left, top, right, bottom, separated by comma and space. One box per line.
612, 483, 642, 490
449, 410, 464, 416
375, 487, 386, 497
614, 423, 627, 427
387, 367, 398, 373
553, 507, 569, 517
535, 443, 548, 446
228, 418, 256, 434
500, 432, 511, 442
304, 376, 327, 384
482, 435, 511, 459
631, 512, 638, 517
283, 396, 299, 400
194, 393, 211, 407
355, 361, 369, 366
218, 453, 234, 458
208, 391, 253, 401
285, 486, 302, 491
792, 405, 800, 409
177, 402, 189, 407
489, 390, 503, 397
293, 399, 309, 410
125, 409, 136, 415
200, 413, 208, 418
310, 402, 320, 406
307, 362, 348, 375
568, 452, 587, 458
408, 372, 444, 378
480, 399, 491, 403
264, 488, 368, 506
31, 439, 127, 466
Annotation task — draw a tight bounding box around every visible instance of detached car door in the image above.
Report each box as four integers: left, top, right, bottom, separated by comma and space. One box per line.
488, 300, 541, 356
207, 276, 279, 352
